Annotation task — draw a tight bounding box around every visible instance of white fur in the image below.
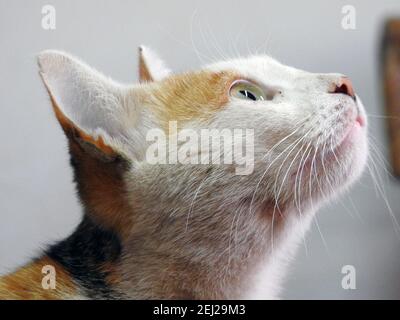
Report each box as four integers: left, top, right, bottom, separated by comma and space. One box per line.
38, 50, 151, 161
38, 49, 368, 299
139, 45, 171, 81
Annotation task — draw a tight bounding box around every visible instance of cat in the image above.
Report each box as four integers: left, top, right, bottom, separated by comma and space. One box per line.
0, 46, 368, 299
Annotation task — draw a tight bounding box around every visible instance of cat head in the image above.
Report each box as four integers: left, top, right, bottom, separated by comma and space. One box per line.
37, 46, 368, 238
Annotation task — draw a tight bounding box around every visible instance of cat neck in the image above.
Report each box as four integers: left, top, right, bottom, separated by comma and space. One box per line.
114, 204, 313, 299
42, 202, 313, 299
49, 136, 315, 299
46, 213, 124, 299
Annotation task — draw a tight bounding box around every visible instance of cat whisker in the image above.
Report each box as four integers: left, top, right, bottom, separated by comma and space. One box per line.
312, 139, 331, 254
272, 127, 314, 214
254, 32, 273, 56
269, 128, 314, 253
248, 115, 312, 217
155, 23, 212, 66
204, 20, 230, 62
231, 23, 247, 60
197, 18, 222, 63
366, 113, 400, 120
293, 140, 313, 212
319, 136, 357, 219
366, 154, 400, 238
368, 135, 393, 179
185, 174, 208, 233
298, 143, 319, 257
190, 10, 215, 65
296, 145, 314, 256
268, 134, 306, 252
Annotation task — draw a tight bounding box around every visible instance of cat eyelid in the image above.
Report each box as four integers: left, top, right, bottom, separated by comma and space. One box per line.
229, 78, 279, 101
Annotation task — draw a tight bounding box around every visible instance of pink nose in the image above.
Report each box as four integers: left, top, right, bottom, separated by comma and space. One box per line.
330, 77, 356, 99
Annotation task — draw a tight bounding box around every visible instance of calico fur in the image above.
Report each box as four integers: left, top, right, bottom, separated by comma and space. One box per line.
0, 46, 368, 299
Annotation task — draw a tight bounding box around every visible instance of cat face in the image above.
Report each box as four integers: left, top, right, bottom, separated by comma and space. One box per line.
38, 46, 367, 239
204, 55, 368, 204
135, 52, 368, 209
37, 47, 368, 298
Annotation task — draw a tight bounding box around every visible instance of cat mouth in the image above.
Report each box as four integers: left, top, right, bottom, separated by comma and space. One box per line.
321, 117, 364, 166
334, 114, 365, 151
290, 115, 365, 181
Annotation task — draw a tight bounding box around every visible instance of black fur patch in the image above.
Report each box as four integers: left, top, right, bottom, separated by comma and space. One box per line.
46, 214, 123, 299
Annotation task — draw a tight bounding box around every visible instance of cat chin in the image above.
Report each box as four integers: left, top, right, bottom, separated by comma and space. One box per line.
317, 126, 368, 201
282, 124, 368, 207
335, 123, 367, 176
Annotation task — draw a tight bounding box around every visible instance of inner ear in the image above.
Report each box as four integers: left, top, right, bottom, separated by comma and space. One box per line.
138, 46, 171, 82
38, 51, 138, 236
38, 50, 128, 160
52, 99, 117, 161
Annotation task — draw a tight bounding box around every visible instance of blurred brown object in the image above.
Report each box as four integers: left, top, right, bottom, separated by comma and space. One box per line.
382, 19, 400, 177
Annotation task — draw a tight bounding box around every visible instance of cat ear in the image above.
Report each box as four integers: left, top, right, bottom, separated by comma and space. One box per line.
138, 46, 171, 82
38, 50, 128, 159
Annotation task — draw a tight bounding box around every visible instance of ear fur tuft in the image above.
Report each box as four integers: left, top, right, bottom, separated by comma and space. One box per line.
138, 46, 171, 82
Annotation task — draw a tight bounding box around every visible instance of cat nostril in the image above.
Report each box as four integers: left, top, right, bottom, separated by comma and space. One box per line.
330, 77, 356, 99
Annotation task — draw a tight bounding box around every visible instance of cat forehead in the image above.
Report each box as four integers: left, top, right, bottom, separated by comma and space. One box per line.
205, 55, 302, 83
144, 55, 305, 125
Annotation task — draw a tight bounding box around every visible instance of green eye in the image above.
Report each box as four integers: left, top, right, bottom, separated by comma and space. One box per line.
229, 80, 266, 101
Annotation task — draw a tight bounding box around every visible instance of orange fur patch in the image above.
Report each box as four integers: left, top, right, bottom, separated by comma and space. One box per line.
147, 70, 238, 128
0, 257, 77, 300
68, 136, 133, 239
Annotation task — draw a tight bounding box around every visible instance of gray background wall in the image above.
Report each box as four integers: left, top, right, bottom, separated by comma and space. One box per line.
0, 0, 399, 299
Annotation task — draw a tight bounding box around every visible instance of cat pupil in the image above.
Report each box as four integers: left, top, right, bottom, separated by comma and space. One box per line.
240, 90, 256, 101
